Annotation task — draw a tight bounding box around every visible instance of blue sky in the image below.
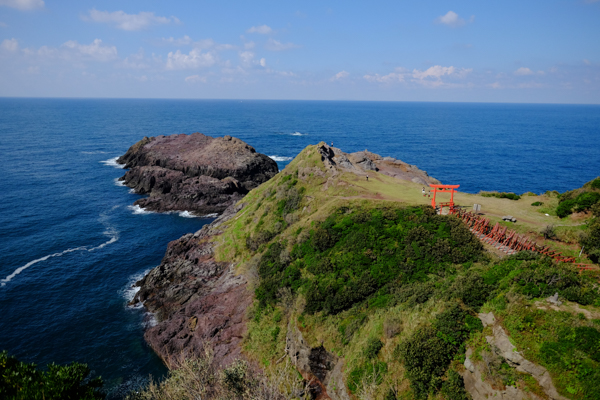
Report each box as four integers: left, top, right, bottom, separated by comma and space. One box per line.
1, 0, 599, 103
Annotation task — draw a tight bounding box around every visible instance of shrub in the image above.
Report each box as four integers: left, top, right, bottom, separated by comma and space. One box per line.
0, 351, 103, 400
541, 225, 556, 240
364, 338, 384, 359
399, 303, 479, 399
531, 201, 543, 206
591, 178, 600, 190
441, 369, 469, 400
480, 192, 521, 200
575, 192, 600, 212
257, 205, 484, 314
557, 199, 576, 218
445, 274, 491, 308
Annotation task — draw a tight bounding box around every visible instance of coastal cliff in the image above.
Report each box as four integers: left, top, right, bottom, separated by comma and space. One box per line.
130, 141, 600, 400
117, 133, 278, 214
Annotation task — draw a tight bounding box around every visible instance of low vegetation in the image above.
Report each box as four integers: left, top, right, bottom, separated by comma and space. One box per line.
480, 191, 521, 200
126, 349, 303, 400
0, 351, 104, 400
556, 177, 600, 218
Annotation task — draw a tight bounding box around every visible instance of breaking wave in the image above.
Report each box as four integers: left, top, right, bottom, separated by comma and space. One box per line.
100, 157, 125, 169
128, 205, 154, 215
269, 155, 293, 162
1, 208, 120, 287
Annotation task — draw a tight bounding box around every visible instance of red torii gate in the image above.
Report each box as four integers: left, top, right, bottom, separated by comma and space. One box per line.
429, 184, 460, 214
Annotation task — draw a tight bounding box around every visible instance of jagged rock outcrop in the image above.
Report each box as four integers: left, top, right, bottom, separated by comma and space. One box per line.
117, 133, 278, 214
316, 143, 440, 185
131, 203, 251, 367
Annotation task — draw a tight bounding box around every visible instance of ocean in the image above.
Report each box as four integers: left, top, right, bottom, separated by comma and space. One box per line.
0, 98, 599, 397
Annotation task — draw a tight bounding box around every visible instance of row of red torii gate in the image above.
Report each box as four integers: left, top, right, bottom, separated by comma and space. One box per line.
428, 184, 595, 273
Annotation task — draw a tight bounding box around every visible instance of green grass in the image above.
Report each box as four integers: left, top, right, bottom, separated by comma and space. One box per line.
210, 144, 600, 400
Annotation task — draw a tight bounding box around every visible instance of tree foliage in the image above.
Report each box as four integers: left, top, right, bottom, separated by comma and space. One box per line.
0, 351, 104, 400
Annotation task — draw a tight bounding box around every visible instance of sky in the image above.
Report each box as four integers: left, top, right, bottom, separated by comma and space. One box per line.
0, 0, 599, 103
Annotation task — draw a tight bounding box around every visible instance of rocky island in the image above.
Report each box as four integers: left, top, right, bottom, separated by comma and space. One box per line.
117, 132, 278, 214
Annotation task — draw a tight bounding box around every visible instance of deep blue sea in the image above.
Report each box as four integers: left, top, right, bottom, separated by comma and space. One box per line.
0, 99, 599, 397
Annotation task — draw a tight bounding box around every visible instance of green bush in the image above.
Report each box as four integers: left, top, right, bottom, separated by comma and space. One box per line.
531, 201, 543, 206
445, 273, 491, 308
0, 351, 103, 400
591, 178, 600, 190
363, 338, 384, 359
556, 188, 600, 218
481, 192, 521, 200
557, 199, 577, 218
575, 192, 600, 212
440, 369, 469, 400
399, 303, 479, 399
256, 205, 484, 314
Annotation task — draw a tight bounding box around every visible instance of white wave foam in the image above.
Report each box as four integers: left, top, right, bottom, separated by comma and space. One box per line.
143, 312, 158, 328
201, 213, 219, 218
123, 269, 150, 305
81, 151, 108, 154
178, 211, 196, 218
1, 210, 120, 287
128, 205, 154, 215
114, 178, 126, 187
269, 155, 293, 162
100, 157, 125, 169
290, 132, 305, 136
1, 247, 87, 287
128, 188, 136, 194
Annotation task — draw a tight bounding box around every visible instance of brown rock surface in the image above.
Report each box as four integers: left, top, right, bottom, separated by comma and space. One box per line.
117, 133, 278, 214
131, 203, 252, 367
316, 143, 440, 186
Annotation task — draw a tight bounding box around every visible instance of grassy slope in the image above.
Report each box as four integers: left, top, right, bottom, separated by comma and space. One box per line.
210, 144, 599, 400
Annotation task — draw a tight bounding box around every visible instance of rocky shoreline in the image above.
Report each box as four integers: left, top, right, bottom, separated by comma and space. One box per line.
117, 133, 278, 215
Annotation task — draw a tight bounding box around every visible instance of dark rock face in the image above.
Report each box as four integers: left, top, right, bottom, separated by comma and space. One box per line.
286, 319, 350, 400
132, 203, 251, 367
117, 133, 278, 214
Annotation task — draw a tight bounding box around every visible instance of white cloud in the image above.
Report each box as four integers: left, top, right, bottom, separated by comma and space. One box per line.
85, 9, 180, 31
239, 51, 254, 67
160, 35, 193, 46
185, 74, 207, 83
121, 49, 148, 69
247, 25, 272, 34
435, 11, 470, 28
0, 22, 8, 27
330, 70, 349, 81
583, 59, 591, 65
265, 38, 299, 51
244, 41, 255, 50
61, 39, 117, 62
364, 68, 407, 83
412, 65, 471, 80
265, 68, 296, 77
0, 0, 43, 10
1, 38, 18, 52
514, 67, 534, 76
260, 58, 266, 67
166, 48, 215, 70
489, 82, 502, 89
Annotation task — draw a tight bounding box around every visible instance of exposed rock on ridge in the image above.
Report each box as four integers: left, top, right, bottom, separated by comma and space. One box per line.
316, 143, 440, 186
117, 133, 278, 214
